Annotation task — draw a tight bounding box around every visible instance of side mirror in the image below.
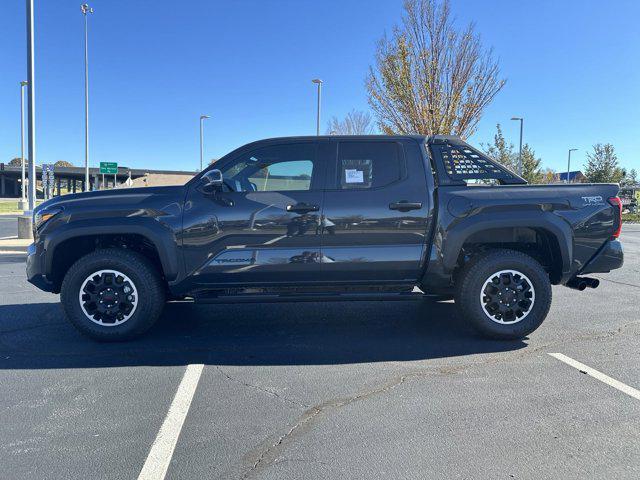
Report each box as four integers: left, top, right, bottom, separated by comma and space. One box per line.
199, 169, 223, 194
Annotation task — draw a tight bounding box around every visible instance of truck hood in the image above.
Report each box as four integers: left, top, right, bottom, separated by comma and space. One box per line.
35, 186, 186, 213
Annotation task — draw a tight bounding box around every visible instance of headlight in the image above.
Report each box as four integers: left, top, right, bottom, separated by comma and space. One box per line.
34, 207, 63, 230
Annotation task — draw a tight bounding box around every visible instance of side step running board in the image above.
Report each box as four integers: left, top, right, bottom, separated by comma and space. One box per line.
193, 291, 430, 304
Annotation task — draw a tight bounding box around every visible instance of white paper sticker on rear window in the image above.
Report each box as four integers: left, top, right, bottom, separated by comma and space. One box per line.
345, 169, 364, 184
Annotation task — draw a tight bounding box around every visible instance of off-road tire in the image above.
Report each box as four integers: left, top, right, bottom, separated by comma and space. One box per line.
60, 248, 165, 341
455, 249, 552, 339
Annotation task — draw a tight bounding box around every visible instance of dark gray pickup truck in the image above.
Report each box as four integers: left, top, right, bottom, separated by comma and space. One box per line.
27, 135, 624, 341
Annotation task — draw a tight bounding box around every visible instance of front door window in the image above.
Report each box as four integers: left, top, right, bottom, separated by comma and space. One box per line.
221, 143, 318, 192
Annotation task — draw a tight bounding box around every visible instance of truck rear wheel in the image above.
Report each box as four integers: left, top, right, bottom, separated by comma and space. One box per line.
455, 249, 552, 339
60, 249, 165, 341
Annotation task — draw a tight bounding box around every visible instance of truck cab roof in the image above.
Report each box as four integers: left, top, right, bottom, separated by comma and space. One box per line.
237, 134, 462, 144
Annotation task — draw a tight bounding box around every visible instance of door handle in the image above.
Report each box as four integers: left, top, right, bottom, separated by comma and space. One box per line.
389, 201, 423, 212
286, 203, 320, 213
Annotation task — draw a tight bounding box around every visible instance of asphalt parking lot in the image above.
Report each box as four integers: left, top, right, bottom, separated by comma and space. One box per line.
1, 214, 639, 479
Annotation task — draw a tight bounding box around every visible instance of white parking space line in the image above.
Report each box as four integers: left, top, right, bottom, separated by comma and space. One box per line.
549, 353, 640, 401
137, 364, 205, 480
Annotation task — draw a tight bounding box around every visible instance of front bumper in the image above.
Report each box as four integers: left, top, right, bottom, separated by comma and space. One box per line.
580, 239, 624, 275
26, 242, 54, 292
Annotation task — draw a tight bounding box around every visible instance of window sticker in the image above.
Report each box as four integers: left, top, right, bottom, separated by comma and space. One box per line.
340, 158, 372, 189
345, 169, 364, 184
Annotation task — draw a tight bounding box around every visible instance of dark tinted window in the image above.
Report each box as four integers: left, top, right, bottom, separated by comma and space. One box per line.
221, 143, 317, 192
337, 142, 401, 190
432, 141, 521, 184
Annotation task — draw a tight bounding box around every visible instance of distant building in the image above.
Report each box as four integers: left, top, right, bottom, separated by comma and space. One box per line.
556, 171, 588, 183
0, 163, 195, 199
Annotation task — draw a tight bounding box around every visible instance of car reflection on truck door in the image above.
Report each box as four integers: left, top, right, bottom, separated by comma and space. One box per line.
319, 140, 431, 283
181, 141, 326, 285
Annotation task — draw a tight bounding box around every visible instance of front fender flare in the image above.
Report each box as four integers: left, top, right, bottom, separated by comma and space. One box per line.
43, 217, 179, 281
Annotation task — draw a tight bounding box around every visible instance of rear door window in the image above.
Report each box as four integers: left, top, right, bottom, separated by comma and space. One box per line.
337, 142, 402, 190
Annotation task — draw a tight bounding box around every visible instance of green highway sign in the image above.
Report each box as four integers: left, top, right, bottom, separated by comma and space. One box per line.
99, 162, 118, 174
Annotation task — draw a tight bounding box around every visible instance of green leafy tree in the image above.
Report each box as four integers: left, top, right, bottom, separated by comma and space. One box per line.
366, 0, 505, 137
54, 160, 73, 167
538, 168, 557, 184
8, 157, 26, 166
619, 168, 637, 186
584, 143, 624, 183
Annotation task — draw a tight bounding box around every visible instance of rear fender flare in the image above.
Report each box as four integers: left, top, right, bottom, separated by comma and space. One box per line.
441, 212, 573, 276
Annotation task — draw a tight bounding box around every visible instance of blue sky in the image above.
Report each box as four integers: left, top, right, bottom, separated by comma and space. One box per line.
1, 0, 639, 174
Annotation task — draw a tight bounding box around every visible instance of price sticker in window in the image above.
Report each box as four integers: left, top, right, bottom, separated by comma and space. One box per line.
345, 169, 364, 184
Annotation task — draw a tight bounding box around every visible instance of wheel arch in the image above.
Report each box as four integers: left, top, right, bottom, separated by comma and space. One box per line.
44, 219, 179, 292
442, 212, 572, 284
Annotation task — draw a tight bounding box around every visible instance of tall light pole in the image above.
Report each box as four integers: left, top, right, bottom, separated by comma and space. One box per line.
81, 3, 93, 192
26, 0, 36, 212
511, 117, 523, 176
199, 115, 210, 171
566, 148, 578, 183
312, 79, 322, 136
20, 81, 28, 209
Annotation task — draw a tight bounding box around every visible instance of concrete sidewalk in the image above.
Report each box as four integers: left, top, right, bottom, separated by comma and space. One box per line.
0, 237, 30, 257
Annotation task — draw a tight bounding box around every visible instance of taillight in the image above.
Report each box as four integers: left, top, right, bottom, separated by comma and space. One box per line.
608, 197, 622, 239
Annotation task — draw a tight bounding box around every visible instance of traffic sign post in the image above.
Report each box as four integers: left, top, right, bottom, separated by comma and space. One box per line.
41, 164, 55, 200
41, 165, 47, 199
99, 162, 117, 174
48, 165, 54, 198
100, 162, 118, 189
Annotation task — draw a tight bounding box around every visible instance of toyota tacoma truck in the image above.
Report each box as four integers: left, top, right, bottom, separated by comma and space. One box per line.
26, 135, 624, 341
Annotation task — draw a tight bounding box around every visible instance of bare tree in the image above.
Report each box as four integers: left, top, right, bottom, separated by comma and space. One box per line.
367, 0, 506, 137
327, 110, 375, 135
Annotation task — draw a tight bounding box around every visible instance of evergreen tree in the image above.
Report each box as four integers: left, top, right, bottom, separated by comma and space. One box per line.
482, 124, 517, 172
520, 144, 543, 184
584, 143, 622, 183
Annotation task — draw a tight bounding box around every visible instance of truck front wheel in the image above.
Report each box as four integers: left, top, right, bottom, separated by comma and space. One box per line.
455, 249, 552, 339
60, 249, 165, 341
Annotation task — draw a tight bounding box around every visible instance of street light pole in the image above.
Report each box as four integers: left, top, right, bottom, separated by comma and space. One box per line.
26, 0, 36, 212
566, 148, 578, 183
511, 117, 523, 176
199, 115, 210, 171
81, 3, 93, 192
20, 81, 28, 208
312, 79, 323, 136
